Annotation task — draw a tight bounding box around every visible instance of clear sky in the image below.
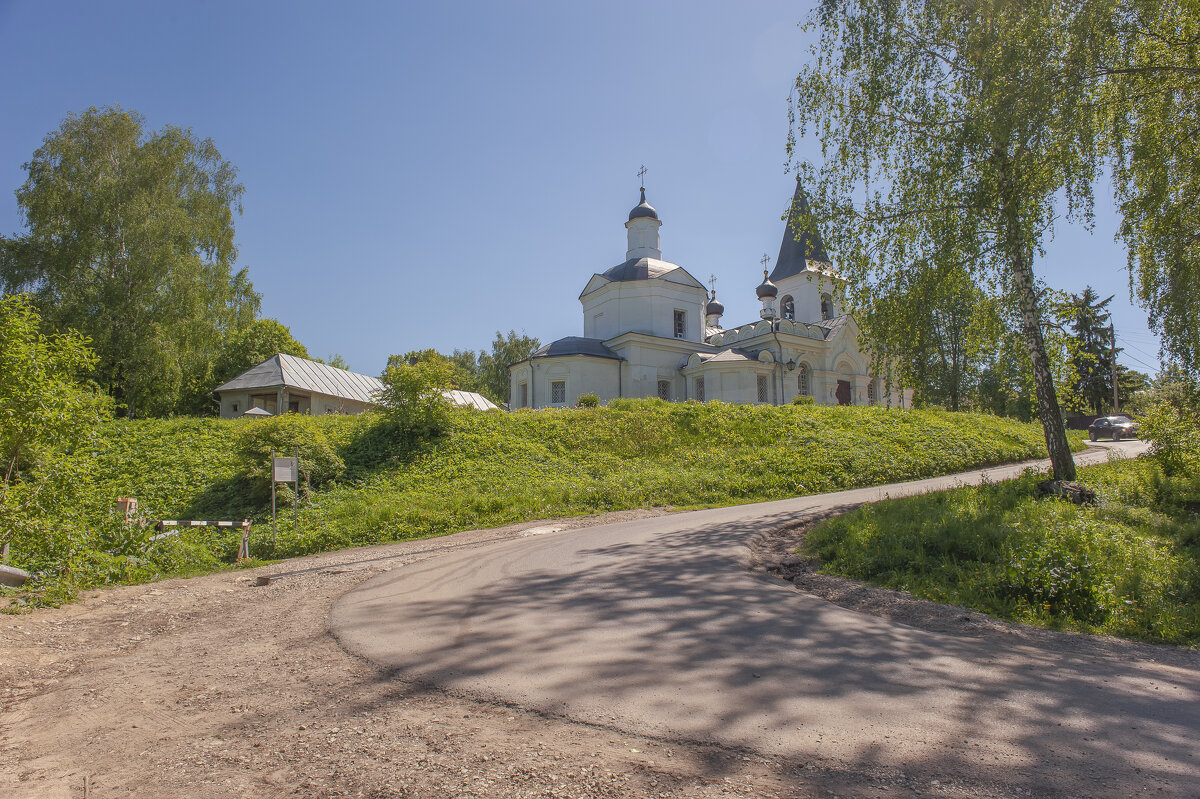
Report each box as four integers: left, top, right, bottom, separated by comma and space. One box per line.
0, 0, 1164, 378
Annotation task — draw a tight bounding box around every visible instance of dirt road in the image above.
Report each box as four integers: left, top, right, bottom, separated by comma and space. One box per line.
4, 442, 1194, 798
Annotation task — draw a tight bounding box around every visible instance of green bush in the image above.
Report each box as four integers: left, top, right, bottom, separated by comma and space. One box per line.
376, 357, 456, 445
235, 414, 345, 495
1140, 399, 1200, 475
791, 395, 815, 406
576, 392, 600, 408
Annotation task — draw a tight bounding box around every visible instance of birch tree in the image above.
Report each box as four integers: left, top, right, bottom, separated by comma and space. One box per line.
789, 0, 1117, 480
1105, 0, 1200, 372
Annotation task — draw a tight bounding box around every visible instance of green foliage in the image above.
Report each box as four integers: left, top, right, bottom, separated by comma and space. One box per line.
804, 459, 1200, 645
376, 356, 457, 445
2, 404, 1073, 609
0, 295, 112, 555
477, 330, 540, 405
1051, 287, 1118, 415
576, 392, 600, 408
234, 414, 346, 496
322, 353, 349, 370
791, 395, 815, 406
790, 0, 1118, 479
0, 106, 259, 418
1139, 400, 1200, 476
862, 262, 1004, 411
210, 318, 310, 396
1105, 0, 1200, 372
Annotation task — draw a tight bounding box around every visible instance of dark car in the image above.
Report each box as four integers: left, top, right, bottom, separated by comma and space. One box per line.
1087, 415, 1139, 441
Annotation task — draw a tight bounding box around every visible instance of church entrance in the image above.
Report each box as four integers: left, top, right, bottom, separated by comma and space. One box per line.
836, 380, 851, 406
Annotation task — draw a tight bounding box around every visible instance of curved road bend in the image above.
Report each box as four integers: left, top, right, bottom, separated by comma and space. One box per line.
332, 441, 1199, 797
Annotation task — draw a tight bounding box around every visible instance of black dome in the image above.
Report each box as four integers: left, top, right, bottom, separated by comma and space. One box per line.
706, 291, 724, 316
755, 271, 778, 299
628, 187, 659, 221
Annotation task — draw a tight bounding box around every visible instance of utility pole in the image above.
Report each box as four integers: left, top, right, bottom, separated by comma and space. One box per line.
1110, 323, 1119, 412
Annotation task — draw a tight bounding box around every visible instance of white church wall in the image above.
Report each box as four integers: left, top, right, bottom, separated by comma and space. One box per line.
509, 357, 622, 409
625, 217, 662, 260
774, 272, 843, 323
582, 280, 707, 342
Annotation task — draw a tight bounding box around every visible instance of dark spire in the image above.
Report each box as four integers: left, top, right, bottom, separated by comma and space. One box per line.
770, 178, 829, 282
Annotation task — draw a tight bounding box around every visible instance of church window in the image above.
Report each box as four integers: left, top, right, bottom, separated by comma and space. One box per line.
867, 381, 877, 406
756, 375, 768, 403
551, 380, 566, 405
695, 377, 705, 402
657, 380, 671, 401
797, 364, 811, 396
519, 382, 528, 408
781, 295, 795, 320
821, 293, 835, 321
673, 309, 686, 338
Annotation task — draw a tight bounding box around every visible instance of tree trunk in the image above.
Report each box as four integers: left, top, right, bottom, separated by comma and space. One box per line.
1010, 243, 1077, 481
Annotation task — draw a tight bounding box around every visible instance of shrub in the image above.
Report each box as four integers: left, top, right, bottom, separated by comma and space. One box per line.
376, 358, 456, 445
235, 414, 345, 496
791, 395, 815, 406
1140, 399, 1200, 475
576, 393, 600, 408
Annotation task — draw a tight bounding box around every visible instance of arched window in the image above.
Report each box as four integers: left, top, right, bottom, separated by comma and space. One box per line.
821, 293, 835, 321
797, 364, 811, 396
781, 295, 795, 320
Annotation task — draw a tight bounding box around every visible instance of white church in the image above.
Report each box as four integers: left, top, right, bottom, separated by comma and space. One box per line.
508, 177, 909, 410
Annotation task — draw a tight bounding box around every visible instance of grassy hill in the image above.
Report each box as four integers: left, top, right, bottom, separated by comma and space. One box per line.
4, 400, 1080, 607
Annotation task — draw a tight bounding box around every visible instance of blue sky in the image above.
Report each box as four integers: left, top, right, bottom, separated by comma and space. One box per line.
0, 1, 1163, 377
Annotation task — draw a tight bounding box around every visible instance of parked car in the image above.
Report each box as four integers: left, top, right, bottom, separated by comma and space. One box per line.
1087, 415, 1139, 441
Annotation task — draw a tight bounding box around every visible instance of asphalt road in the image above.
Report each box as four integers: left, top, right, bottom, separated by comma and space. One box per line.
332, 441, 1200, 797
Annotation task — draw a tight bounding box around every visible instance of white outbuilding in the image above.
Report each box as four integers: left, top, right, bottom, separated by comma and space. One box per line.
214, 353, 499, 418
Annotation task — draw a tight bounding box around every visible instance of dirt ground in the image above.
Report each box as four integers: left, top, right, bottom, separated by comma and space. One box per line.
1, 509, 1180, 799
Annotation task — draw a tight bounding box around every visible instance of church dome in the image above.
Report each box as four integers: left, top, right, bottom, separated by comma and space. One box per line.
755, 270, 778, 299
628, 187, 659, 221
706, 291, 724, 317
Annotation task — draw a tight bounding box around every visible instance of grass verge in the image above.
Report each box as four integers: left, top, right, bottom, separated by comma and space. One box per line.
803, 454, 1200, 646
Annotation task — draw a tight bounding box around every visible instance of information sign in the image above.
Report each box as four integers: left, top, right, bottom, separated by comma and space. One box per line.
273, 456, 298, 483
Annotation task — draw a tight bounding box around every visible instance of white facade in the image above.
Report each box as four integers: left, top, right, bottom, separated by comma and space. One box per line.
509, 180, 910, 410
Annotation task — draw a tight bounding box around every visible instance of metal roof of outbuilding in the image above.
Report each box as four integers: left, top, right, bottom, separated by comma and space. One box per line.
214, 353, 384, 404
442, 390, 500, 411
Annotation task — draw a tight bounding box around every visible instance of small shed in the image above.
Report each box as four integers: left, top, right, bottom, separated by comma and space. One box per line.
214, 353, 383, 418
